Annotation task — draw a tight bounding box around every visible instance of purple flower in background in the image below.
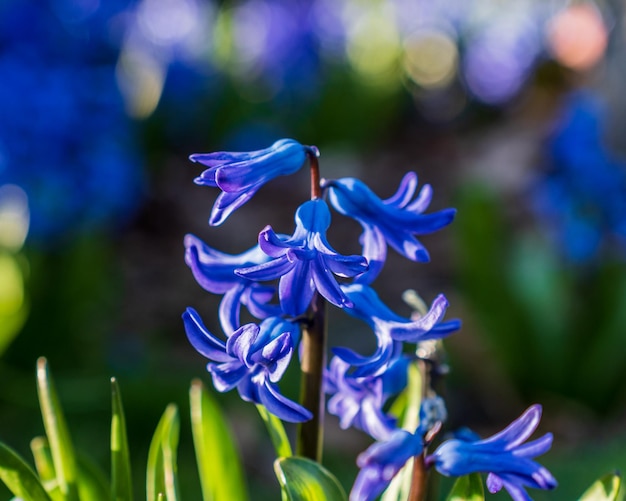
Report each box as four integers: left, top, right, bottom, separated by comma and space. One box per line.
190, 139, 318, 226
350, 428, 423, 501
324, 173, 455, 283
183, 307, 311, 422
325, 355, 408, 440
333, 284, 460, 376
237, 199, 368, 316
184, 234, 281, 334
427, 405, 556, 501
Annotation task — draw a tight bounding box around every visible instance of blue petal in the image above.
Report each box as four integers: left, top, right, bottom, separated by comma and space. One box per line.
258, 379, 313, 423
214, 139, 306, 192
259, 226, 292, 257
219, 285, 246, 336
236, 255, 296, 281
226, 323, 261, 366
182, 308, 231, 362
243, 285, 281, 320
258, 331, 294, 383
382, 172, 418, 208
480, 404, 542, 450
354, 224, 387, 285
209, 189, 257, 226
209, 361, 248, 392
279, 260, 315, 316
513, 434, 553, 458
296, 199, 331, 233
311, 256, 353, 309
486, 473, 504, 494
386, 294, 451, 341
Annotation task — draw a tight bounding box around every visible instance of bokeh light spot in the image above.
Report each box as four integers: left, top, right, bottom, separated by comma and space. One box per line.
0, 185, 29, 252
403, 29, 458, 89
116, 48, 165, 118
547, 3, 608, 71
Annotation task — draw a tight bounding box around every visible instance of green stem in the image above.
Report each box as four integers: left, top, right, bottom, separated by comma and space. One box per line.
297, 292, 327, 461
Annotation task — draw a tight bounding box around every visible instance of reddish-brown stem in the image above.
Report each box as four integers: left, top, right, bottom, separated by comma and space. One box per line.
309, 152, 322, 200
408, 453, 428, 501
408, 358, 433, 501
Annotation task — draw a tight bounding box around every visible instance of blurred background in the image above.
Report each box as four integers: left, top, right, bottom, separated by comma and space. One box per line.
1, 0, 626, 498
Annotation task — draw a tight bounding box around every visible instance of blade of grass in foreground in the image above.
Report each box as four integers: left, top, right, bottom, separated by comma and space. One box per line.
189, 379, 248, 501
274, 456, 347, 501
256, 404, 293, 458
111, 377, 133, 501
30, 437, 62, 500
36, 357, 79, 501
146, 404, 180, 501
0, 441, 52, 501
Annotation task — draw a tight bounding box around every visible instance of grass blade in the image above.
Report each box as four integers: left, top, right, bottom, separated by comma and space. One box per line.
76, 454, 111, 501
30, 437, 63, 501
189, 379, 248, 501
36, 357, 79, 501
111, 377, 133, 501
0, 441, 52, 501
146, 404, 180, 501
274, 456, 347, 501
256, 405, 293, 458
445, 473, 485, 501
578, 471, 621, 501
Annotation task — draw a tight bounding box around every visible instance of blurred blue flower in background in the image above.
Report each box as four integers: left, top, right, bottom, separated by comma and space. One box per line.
0, 0, 144, 245
532, 91, 626, 262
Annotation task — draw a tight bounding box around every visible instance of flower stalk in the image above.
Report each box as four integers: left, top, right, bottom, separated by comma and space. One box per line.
297, 292, 327, 461
297, 150, 327, 461
408, 358, 430, 501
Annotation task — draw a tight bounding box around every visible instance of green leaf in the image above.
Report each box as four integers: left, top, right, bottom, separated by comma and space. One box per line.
274, 456, 347, 501
0, 441, 52, 501
31, 436, 110, 501
256, 405, 293, 458
189, 379, 248, 501
36, 357, 80, 501
30, 437, 63, 501
578, 472, 621, 501
76, 454, 111, 501
445, 473, 485, 501
381, 362, 422, 501
146, 404, 180, 501
111, 377, 133, 501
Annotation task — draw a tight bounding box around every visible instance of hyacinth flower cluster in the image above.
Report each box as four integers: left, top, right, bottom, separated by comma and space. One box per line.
183, 138, 557, 500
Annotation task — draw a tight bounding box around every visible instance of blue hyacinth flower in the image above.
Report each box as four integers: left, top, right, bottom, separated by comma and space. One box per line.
190, 139, 318, 226
184, 234, 281, 334
427, 405, 557, 501
350, 428, 424, 501
325, 355, 408, 441
236, 199, 368, 316
183, 307, 311, 422
324, 173, 455, 283
333, 284, 460, 376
